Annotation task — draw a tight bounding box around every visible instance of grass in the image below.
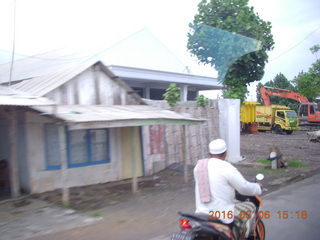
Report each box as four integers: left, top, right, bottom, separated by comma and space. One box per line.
90, 212, 102, 217
256, 158, 271, 165
256, 159, 308, 167
253, 169, 284, 174
288, 160, 308, 167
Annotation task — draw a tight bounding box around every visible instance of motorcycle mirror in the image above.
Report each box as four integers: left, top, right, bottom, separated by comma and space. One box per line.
256, 173, 264, 181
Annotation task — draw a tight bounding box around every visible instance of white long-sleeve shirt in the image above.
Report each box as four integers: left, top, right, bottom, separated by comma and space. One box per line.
194, 158, 262, 223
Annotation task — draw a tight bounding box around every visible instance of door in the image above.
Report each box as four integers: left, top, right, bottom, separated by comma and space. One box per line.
120, 127, 143, 179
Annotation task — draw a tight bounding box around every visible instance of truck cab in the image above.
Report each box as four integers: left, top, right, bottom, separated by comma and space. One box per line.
274, 109, 299, 134
256, 105, 299, 134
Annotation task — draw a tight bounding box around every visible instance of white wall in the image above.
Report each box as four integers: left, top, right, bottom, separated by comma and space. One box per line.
45, 66, 142, 105
218, 99, 242, 163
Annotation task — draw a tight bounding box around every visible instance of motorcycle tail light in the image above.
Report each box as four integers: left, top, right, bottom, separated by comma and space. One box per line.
180, 219, 192, 230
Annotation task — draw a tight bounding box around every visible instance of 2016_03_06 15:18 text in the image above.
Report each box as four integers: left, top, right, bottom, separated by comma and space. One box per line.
208, 210, 308, 220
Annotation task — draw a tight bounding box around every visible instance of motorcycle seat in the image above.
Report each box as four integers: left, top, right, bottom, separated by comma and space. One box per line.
178, 212, 223, 223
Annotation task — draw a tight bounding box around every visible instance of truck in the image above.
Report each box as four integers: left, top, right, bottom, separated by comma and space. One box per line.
260, 86, 320, 124
256, 105, 299, 134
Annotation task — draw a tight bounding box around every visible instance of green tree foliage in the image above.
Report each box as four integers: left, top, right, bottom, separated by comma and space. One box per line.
256, 73, 299, 111
162, 83, 180, 108
292, 45, 320, 101
310, 44, 320, 59
187, 0, 274, 102
195, 94, 209, 107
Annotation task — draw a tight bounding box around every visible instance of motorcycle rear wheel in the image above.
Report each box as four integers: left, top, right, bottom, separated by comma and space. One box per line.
255, 218, 265, 240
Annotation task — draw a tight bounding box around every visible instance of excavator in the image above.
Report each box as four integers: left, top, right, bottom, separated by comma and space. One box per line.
260, 86, 320, 125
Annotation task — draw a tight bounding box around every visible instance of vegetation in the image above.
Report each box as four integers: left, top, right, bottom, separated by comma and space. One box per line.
256, 158, 271, 165
256, 158, 308, 167
90, 212, 102, 217
288, 160, 308, 167
253, 169, 284, 174
256, 73, 300, 111
292, 44, 320, 101
187, 0, 274, 102
195, 94, 209, 107
162, 83, 180, 108
257, 44, 320, 105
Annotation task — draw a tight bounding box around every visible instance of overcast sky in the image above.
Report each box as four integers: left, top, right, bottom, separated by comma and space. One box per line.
0, 0, 319, 99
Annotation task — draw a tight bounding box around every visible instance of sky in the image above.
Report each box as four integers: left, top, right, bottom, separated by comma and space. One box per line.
0, 0, 319, 100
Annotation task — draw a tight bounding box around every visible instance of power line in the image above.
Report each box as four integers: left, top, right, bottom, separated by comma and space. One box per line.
270, 25, 320, 62
0, 48, 97, 62
8, 0, 17, 86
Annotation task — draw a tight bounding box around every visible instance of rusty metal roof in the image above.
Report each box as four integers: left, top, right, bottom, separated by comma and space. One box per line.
0, 85, 56, 106
31, 105, 205, 130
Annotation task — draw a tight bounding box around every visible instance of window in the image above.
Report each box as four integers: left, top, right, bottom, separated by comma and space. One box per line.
44, 123, 61, 169
44, 123, 110, 170
276, 111, 284, 118
286, 111, 298, 118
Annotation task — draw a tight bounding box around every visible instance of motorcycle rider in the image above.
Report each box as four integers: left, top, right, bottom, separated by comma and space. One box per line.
194, 139, 262, 238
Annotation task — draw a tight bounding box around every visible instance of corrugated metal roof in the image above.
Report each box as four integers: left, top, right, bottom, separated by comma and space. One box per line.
0, 48, 98, 84
31, 105, 205, 130
11, 59, 98, 96
0, 86, 56, 106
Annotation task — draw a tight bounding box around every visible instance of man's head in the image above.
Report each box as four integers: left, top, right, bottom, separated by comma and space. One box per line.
209, 139, 227, 160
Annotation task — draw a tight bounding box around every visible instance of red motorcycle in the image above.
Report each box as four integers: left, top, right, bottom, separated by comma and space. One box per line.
171, 174, 265, 240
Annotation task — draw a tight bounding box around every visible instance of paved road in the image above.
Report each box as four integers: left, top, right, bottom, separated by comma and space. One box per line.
262, 173, 320, 240
154, 173, 320, 240
6, 173, 319, 240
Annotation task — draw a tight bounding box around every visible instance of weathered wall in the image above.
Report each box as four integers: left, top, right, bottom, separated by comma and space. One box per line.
142, 99, 241, 174
25, 111, 123, 193
142, 100, 220, 173
45, 66, 142, 105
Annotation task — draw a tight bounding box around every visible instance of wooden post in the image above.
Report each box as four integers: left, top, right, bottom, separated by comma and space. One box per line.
58, 124, 70, 206
183, 125, 188, 183
131, 127, 138, 193
9, 107, 20, 198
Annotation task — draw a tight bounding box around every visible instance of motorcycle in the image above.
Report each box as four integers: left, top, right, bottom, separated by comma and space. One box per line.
171, 174, 265, 240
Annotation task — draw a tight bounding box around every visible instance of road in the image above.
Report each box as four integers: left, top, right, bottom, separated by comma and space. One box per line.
154, 174, 320, 240
262, 173, 320, 240
24, 173, 320, 240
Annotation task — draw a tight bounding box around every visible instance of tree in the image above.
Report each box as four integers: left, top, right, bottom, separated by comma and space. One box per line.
310, 44, 320, 59
292, 61, 320, 102
257, 73, 299, 111
292, 44, 320, 101
195, 94, 209, 107
187, 0, 274, 102
162, 83, 180, 108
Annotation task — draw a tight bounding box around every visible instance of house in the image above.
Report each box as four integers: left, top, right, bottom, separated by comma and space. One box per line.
0, 63, 204, 198
0, 29, 241, 199
0, 28, 223, 101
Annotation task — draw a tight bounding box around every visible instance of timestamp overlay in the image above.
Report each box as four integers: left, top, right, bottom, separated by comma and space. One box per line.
262, 174, 320, 239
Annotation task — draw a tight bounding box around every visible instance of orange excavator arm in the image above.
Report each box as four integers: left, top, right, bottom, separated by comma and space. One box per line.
259, 86, 310, 105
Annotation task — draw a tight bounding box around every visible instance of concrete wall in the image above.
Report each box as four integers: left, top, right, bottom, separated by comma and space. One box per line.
141, 99, 242, 173
25, 111, 123, 193
218, 99, 242, 163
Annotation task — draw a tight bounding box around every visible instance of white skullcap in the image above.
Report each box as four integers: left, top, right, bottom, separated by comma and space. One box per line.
209, 139, 227, 154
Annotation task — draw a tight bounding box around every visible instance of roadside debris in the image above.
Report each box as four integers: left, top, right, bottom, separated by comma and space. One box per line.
306, 130, 320, 142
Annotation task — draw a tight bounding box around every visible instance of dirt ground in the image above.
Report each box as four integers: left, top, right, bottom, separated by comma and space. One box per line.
30, 130, 320, 212
1, 130, 319, 240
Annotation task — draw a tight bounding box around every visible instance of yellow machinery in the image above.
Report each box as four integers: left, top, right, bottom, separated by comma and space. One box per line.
241, 102, 299, 134
240, 101, 260, 133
